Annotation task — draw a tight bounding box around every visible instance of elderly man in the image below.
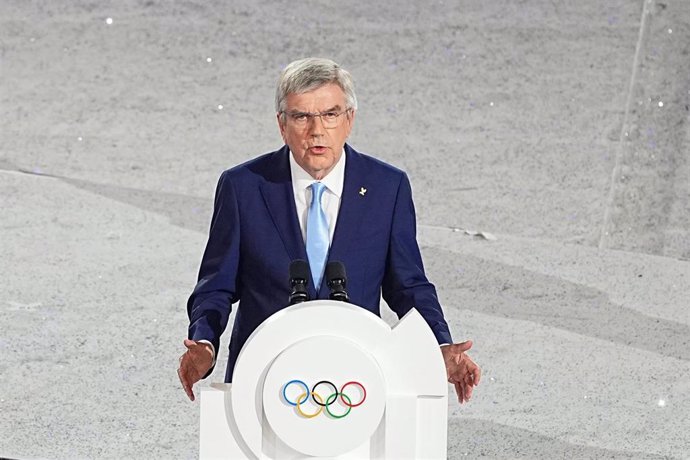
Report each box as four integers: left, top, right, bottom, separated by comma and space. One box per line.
178, 57, 480, 404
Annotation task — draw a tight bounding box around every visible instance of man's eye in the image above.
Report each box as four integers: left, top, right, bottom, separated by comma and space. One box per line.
322, 112, 337, 119
293, 114, 308, 121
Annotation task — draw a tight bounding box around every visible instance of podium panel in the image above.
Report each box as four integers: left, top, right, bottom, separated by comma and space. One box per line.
200, 300, 448, 459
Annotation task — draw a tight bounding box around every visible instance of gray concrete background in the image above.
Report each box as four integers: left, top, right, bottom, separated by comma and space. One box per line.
1, 0, 689, 458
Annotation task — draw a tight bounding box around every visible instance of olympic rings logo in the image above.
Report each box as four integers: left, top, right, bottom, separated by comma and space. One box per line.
282, 380, 367, 419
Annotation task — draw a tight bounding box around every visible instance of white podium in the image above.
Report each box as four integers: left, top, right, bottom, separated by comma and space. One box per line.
199, 300, 448, 459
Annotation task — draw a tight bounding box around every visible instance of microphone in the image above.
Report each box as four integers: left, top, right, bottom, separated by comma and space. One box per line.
288, 260, 310, 305
326, 261, 349, 302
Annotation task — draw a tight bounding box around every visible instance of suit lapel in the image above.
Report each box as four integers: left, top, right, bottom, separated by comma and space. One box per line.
259, 147, 308, 265
323, 145, 371, 297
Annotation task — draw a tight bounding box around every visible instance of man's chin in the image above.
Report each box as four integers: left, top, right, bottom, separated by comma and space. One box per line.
305, 160, 335, 179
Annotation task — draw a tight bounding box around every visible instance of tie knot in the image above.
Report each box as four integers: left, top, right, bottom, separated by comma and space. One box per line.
310, 182, 326, 204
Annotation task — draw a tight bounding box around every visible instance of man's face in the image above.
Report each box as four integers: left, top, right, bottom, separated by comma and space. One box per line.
277, 83, 355, 180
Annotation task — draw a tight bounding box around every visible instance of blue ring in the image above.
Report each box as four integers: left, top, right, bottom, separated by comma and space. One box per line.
283, 380, 309, 406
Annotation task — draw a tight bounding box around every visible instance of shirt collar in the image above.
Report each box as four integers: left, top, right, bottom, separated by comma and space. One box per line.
289, 149, 346, 198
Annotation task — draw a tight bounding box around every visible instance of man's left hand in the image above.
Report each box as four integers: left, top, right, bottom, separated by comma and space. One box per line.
441, 340, 481, 404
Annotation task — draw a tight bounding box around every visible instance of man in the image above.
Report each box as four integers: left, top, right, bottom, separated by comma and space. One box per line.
178, 57, 480, 404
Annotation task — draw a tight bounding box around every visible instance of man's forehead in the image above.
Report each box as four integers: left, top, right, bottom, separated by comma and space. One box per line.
285, 84, 346, 109
287, 103, 343, 113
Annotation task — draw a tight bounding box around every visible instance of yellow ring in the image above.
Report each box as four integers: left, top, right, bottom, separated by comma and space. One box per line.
295, 391, 324, 418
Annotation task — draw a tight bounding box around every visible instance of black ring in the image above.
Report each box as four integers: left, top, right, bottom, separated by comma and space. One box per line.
311, 380, 337, 406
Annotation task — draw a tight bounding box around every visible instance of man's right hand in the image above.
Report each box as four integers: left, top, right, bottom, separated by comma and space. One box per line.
177, 339, 214, 401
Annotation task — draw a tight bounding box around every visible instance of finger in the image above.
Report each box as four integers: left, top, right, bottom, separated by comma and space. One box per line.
464, 358, 481, 386
455, 381, 464, 404
177, 367, 195, 401
463, 381, 474, 401
177, 365, 190, 396
472, 364, 482, 386
183, 338, 197, 350
458, 339, 473, 351
463, 371, 474, 388
449, 340, 473, 355
178, 356, 200, 401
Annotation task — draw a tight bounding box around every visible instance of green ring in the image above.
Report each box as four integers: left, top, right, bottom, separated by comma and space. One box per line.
325, 392, 352, 419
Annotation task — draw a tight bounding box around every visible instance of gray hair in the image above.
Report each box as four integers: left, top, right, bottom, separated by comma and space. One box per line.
275, 57, 358, 114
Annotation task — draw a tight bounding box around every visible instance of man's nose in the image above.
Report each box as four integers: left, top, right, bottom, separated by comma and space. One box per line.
307, 115, 326, 135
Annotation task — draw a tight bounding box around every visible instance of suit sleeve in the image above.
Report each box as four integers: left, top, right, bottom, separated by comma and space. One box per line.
186, 171, 241, 372
381, 173, 453, 345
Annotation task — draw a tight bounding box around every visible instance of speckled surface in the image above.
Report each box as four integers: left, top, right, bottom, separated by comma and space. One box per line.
1, 1, 689, 459
598, 0, 690, 260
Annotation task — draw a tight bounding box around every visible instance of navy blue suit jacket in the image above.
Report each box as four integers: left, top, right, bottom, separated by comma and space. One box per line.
187, 144, 452, 382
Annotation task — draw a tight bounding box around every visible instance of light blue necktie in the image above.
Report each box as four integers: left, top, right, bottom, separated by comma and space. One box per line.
306, 182, 329, 289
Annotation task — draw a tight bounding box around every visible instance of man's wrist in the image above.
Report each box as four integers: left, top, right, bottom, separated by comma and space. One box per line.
197, 340, 216, 365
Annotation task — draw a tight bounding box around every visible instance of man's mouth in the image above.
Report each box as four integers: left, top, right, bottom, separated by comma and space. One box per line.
309, 146, 328, 153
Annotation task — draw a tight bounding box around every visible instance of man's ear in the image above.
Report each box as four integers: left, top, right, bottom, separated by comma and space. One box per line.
277, 112, 286, 140
346, 109, 356, 136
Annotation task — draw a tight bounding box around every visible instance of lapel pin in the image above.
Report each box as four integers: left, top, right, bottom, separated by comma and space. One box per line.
359, 187, 367, 196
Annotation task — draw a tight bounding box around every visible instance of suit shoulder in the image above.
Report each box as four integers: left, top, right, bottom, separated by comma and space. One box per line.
217, 148, 288, 185
221, 151, 273, 177
349, 147, 408, 184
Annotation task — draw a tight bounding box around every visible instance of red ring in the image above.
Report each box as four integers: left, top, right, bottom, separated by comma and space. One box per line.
340, 381, 366, 407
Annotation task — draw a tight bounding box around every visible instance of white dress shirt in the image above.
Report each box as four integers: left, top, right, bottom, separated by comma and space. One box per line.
289, 150, 345, 244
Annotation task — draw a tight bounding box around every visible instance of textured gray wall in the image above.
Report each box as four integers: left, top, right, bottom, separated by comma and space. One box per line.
1, 1, 689, 458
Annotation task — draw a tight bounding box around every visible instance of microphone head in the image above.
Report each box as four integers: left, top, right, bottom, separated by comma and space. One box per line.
325, 261, 347, 285
289, 259, 310, 283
